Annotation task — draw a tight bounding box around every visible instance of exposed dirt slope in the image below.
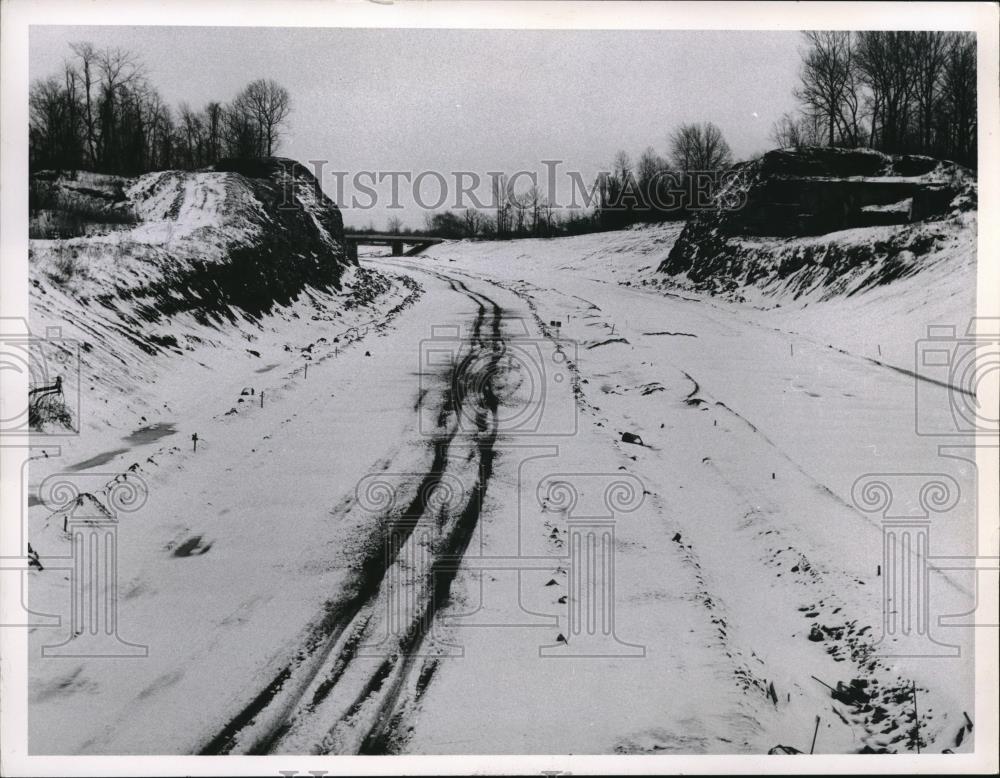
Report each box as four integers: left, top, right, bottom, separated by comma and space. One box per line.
30, 157, 349, 327
658, 147, 976, 303
27, 157, 375, 438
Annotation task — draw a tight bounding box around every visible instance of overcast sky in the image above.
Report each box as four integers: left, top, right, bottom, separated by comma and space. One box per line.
30, 26, 802, 228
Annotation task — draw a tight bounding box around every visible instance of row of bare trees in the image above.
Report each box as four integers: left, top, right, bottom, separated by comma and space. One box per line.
30, 42, 291, 175
596, 121, 734, 229
775, 31, 977, 167
400, 121, 736, 240
378, 206, 594, 241
487, 178, 560, 239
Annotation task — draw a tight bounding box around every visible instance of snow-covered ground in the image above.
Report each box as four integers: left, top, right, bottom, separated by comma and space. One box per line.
27, 219, 979, 756
427, 217, 976, 375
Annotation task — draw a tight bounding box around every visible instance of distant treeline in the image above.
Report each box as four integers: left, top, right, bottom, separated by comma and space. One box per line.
30, 42, 291, 175
393, 121, 737, 240
591, 121, 735, 231
776, 31, 977, 167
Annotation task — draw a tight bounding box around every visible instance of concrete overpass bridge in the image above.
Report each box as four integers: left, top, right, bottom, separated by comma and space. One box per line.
344, 233, 444, 262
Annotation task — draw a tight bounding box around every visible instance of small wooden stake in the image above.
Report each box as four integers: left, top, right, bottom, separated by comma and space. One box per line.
811, 674, 835, 692
260, 391, 264, 408
810, 715, 821, 754
304, 363, 308, 379
191, 433, 198, 452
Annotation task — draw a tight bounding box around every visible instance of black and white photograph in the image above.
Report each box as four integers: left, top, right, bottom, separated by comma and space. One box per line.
0, 1, 997, 774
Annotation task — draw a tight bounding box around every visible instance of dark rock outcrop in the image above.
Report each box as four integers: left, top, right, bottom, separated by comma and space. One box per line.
658, 147, 975, 294
30, 157, 350, 326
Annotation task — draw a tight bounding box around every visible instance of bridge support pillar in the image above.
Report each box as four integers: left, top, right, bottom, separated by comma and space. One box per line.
391, 240, 404, 256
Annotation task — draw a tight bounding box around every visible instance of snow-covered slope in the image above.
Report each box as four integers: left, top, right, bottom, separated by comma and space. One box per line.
28, 159, 358, 435
31, 158, 348, 324
423, 207, 975, 377
657, 147, 976, 308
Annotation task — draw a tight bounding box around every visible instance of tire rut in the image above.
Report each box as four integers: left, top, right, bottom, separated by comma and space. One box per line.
197, 269, 507, 755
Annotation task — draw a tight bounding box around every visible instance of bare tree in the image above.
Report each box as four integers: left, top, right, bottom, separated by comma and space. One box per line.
795, 31, 855, 147
511, 189, 529, 235
636, 146, 664, 214
386, 215, 404, 234
69, 42, 99, 167
837, 35, 865, 147
855, 31, 918, 153
204, 101, 223, 164
785, 29, 974, 163
770, 113, 802, 148
144, 90, 171, 170
29, 77, 71, 169
31, 41, 303, 174
94, 46, 144, 169
941, 32, 976, 165
491, 173, 510, 239
60, 62, 83, 168
525, 184, 544, 235
611, 150, 632, 185
178, 103, 201, 168
910, 31, 951, 153
636, 146, 662, 186
668, 122, 733, 171
222, 93, 259, 158
538, 195, 553, 236
240, 79, 291, 156
462, 208, 482, 237
769, 112, 823, 148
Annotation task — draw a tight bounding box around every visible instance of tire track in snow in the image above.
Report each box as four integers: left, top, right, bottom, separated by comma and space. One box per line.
197, 268, 507, 755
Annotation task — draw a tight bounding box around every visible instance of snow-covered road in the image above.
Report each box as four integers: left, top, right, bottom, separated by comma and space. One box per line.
364, 254, 977, 755
28, 243, 978, 756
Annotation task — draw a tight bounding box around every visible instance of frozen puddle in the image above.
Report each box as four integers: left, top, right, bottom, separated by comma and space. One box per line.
67, 423, 176, 471
124, 422, 177, 445
67, 449, 129, 471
